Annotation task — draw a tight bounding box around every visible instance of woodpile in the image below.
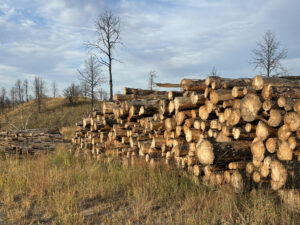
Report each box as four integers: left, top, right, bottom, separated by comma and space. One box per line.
72, 75, 300, 193
0, 128, 63, 154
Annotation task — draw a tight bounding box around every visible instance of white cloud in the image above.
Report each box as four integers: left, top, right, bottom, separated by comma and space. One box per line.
0, 0, 299, 96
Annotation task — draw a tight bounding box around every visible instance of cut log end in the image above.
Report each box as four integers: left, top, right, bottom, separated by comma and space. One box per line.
240, 94, 262, 122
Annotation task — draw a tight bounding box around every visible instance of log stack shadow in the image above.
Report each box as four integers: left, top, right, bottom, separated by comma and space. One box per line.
72, 75, 300, 200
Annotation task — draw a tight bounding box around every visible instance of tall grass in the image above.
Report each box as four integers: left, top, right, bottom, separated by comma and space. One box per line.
0, 145, 298, 224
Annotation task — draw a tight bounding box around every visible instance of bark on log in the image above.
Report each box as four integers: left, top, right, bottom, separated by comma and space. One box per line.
123, 87, 168, 95
103, 102, 116, 114
252, 75, 300, 90
205, 76, 252, 89
209, 90, 234, 105
168, 91, 183, 100
180, 79, 206, 91
174, 96, 197, 111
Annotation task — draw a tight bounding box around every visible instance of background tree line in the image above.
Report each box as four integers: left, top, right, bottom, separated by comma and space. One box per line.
0, 75, 108, 115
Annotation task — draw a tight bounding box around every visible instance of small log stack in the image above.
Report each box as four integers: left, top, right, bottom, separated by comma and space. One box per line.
72, 75, 300, 194
0, 128, 63, 154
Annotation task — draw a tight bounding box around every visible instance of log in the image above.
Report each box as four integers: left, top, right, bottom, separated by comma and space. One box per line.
215, 132, 232, 142
158, 100, 169, 115
240, 94, 262, 122
151, 136, 165, 149
243, 123, 253, 133
256, 121, 277, 141
278, 125, 292, 141
174, 96, 197, 111
173, 143, 189, 157
209, 90, 234, 105
265, 137, 278, 153
165, 118, 176, 131
287, 136, 298, 150
262, 100, 273, 111
261, 84, 273, 100
190, 94, 206, 105
114, 93, 168, 101
232, 127, 256, 140
153, 83, 182, 89
193, 119, 201, 130
180, 79, 206, 91
185, 128, 202, 142
251, 140, 265, 162
205, 76, 252, 89
227, 109, 241, 126
284, 112, 300, 132
232, 86, 246, 98
198, 105, 210, 120
103, 102, 116, 114
175, 110, 197, 125
222, 100, 234, 108
252, 75, 300, 90
175, 126, 183, 137
266, 109, 282, 127
277, 96, 291, 110
277, 141, 293, 161
123, 87, 168, 95
168, 91, 183, 100
139, 105, 158, 116
196, 139, 214, 165
213, 140, 252, 166
270, 160, 288, 191
294, 100, 300, 115
269, 86, 300, 99
168, 101, 175, 114
150, 120, 165, 131
184, 118, 196, 128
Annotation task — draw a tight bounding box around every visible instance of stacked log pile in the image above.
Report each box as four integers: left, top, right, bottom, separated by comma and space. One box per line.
0, 128, 63, 154
72, 75, 300, 192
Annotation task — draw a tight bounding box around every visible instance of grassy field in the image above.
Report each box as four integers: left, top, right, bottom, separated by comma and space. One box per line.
0, 97, 101, 131
0, 145, 299, 224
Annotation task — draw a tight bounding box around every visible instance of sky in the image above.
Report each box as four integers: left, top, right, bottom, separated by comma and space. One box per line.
0, 0, 300, 96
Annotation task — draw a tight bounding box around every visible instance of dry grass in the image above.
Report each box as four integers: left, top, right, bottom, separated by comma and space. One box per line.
60, 126, 78, 140
0, 145, 299, 224
0, 97, 101, 130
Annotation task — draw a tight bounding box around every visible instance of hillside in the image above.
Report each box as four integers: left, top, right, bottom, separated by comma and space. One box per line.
0, 97, 100, 131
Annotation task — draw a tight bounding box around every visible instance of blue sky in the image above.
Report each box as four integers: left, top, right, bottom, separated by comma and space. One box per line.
0, 0, 299, 95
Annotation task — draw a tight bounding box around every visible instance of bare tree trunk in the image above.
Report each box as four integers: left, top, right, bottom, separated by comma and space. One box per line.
38, 98, 41, 113
91, 83, 94, 111
109, 56, 113, 101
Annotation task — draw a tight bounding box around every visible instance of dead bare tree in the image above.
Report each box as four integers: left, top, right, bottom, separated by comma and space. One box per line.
98, 88, 108, 100
10, 87, 16, 110
251, 30, 288, 77
0, 87, 6, 113
78, 55, 105, 111
210, 66, 218, 76
148, 70, 157, 90
80, 81, 89, 97
23, 80, 28, 102
63, 83, 81, 104
52, 81, 58, 98
33, 76, 44, 113
15, 80, 24, 103
87, 10, 122, 101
